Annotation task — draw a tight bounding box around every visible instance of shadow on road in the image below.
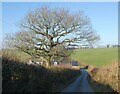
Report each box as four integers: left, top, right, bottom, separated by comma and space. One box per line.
61, 69, 94, 93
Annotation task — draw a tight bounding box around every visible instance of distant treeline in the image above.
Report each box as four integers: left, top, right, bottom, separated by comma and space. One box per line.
67, 44, 120, 50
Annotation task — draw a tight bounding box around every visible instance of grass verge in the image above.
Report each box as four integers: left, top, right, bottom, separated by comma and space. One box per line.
87, 61, 119, 93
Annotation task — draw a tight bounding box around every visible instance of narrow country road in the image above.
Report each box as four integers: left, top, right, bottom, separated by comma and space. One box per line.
61, 69, 94, 93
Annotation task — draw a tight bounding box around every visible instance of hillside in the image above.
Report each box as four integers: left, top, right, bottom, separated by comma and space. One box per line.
71, 47, 118, 67
2, 47, 118, 67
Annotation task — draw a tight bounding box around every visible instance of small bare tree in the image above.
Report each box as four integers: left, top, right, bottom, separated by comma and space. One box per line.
7, 6, 100, 66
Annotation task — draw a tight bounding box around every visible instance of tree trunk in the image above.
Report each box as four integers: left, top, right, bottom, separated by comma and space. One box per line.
48, 55, 52, 66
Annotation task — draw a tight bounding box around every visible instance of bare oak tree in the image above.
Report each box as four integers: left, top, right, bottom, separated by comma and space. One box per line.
8, 6, 100, 66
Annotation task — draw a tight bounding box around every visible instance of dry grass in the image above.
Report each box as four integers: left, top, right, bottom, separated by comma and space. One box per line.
88, 61, 119, 93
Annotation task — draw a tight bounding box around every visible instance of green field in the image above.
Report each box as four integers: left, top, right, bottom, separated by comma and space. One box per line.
2, 47, 118, 67
71, 47, 118, 67
2, 49, 31, 62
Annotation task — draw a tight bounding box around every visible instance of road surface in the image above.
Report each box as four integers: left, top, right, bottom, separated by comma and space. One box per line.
61, 69, 94, 93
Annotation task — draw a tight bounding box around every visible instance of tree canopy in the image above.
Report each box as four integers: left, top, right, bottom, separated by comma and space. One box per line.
7, 6, 100, 66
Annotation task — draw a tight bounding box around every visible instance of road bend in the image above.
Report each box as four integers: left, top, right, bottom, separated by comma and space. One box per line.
61, 69, 94, 93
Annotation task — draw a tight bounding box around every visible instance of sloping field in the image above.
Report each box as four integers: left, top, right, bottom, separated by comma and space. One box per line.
71, 47, 118, 67
2, 49, 31, 62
